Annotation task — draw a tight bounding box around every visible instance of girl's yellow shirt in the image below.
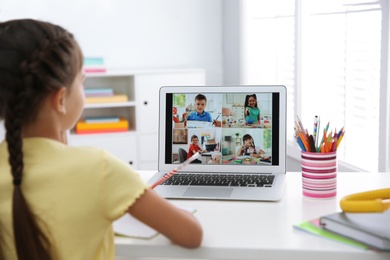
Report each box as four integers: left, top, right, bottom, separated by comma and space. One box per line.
0, 138, 149, 260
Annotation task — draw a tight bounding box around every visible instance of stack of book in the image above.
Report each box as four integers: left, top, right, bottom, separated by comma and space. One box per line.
294, 210, 390, 251
75, 116, 129, 134
84, 88, 128, 104
83, 57, 106, 73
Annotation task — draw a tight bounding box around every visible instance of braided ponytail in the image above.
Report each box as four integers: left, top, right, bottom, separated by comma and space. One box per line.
0, 19, 83, 259
5, 88, 50, 259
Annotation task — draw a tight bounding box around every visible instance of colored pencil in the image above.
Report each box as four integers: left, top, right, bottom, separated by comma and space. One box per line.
151, 152, 201, 188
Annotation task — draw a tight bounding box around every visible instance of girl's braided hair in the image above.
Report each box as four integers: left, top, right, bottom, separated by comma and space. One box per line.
0, 19, 83, 260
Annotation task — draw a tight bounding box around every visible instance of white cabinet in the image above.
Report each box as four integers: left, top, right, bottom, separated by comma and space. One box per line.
134, 71, 205, 168
69, 133, 138, 168
68, 69, 205, 170
134, 71, 206, 133
137, 133, 158, 170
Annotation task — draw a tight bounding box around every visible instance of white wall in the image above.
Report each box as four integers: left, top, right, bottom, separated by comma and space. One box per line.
1, 0, 313, 172
0, 0, 223, 85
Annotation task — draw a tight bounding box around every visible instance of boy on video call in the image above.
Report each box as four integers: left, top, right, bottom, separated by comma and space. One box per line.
184, 94, 221, 126
187, 134, 206, 163
186, 94, 212, 122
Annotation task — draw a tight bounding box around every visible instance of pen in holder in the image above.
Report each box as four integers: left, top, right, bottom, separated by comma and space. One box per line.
294, 115, 344, 199
151, 152, 201, 189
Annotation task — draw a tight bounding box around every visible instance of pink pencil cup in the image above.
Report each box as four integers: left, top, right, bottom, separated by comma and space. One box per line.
301, 151, 337, 199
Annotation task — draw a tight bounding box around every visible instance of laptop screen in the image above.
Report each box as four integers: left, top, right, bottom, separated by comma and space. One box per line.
158, 86, 286, 174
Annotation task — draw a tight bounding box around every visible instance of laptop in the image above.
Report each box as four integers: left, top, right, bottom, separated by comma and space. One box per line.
147, 85, 287, 201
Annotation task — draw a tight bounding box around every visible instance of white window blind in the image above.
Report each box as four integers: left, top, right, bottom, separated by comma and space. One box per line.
241, 0, 296, 143
241, 0, 384, 172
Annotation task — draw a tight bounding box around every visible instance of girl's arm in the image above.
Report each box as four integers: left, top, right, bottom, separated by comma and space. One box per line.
237, 145, 244, 156
245, 107, 250, 116
128, 189, 203, 248
256, 148, 270, 159
250, 147, 265, 158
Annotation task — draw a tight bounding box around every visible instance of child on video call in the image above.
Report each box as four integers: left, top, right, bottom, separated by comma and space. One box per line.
185, 94, 212, 122
244, 94, 260, 124
187, 134, 206, 163
236, 134, 270, 160
184, 94, 221, 126
0, 19, 202, 260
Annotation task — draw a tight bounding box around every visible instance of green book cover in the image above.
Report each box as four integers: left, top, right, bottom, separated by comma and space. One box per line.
293, 218, 369, 249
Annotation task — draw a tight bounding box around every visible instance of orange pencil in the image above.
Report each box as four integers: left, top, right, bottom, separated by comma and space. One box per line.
320, 143, 325, 153
299, 132, 310, 152
322, 130, 327, 152
326, 140, 332, 153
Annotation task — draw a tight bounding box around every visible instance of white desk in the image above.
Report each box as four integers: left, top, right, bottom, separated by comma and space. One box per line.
115, 172, 390, 260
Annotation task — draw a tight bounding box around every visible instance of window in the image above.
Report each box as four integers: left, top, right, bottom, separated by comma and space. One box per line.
241, 0, 389, 172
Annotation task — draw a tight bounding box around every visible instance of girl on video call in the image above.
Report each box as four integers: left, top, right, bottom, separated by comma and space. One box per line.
244, 94, 260, 124
0, 19, 202, 260
236, 134, 270, 160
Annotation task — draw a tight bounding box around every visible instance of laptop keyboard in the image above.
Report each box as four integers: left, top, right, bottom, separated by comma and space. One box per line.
161, 173, 275, 187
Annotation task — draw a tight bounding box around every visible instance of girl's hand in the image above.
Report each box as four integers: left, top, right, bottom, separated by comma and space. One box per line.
245, 108, 250, 116
260, 154, 270, 160
128, 189, 202, 248
237, 146, 244, 156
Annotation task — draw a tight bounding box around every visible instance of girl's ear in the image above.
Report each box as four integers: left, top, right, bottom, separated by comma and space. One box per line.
51, 87, 68, 114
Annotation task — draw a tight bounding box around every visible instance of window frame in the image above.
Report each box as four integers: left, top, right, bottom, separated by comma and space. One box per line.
238, 0, 390, 172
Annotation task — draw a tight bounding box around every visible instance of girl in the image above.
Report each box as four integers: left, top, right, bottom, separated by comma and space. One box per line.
244, 94, 260, 124
236, 134, 270, 160
0, 19, 202, 260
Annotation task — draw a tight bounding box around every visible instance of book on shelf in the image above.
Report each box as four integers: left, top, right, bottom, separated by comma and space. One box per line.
83, 57, 105, 66
75, 118, 129, 133
319, 211, 390, 251
75, 128, 128, 134
84, 88, 114, 96
85, 94, 128, 104
83, 67, 107, 73
85, 93, 114, 97
85, 116, 120, 123
83, 57, 106, 74
84, 88, 113, 93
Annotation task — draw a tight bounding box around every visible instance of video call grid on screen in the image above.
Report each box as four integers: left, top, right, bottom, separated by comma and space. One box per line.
163, 92, 281, 166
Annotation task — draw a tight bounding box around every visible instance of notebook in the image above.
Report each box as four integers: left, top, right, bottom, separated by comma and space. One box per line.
320, 211, 390, 251
147, 85, 287, 201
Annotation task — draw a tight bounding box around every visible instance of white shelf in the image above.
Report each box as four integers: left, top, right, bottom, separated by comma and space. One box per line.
69, 69, 206, 170
83, 101, 136, 109
69, 131, 136, 140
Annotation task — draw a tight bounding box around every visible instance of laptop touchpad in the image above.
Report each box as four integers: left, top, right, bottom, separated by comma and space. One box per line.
184, 187, 233, 198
